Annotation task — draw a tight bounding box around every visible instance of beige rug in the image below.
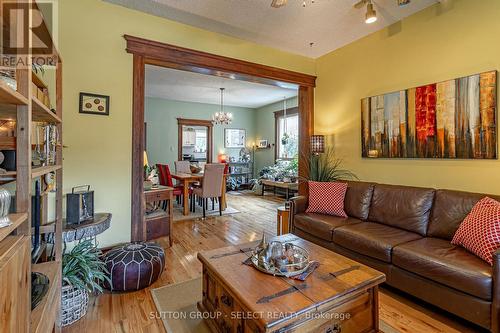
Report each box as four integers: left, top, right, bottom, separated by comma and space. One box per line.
151, 278, 399, 333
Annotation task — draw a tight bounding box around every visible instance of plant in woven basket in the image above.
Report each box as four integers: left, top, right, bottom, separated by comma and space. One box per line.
62, 239, 110, 293
61, 239, 110, 326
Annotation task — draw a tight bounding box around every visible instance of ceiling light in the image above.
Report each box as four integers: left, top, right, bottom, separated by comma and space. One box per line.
397, 0, 411, 6
365, 2, 377, 24
212, 88, 232, 125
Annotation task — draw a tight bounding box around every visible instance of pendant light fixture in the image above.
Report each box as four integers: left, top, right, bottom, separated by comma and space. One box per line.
212, 88, 233, 125
281, 97, 290, 158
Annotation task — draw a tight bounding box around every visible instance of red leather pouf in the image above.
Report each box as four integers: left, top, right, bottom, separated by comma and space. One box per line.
104, 242, 165, 291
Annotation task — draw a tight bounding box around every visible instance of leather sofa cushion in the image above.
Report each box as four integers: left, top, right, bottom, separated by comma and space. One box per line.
368, 184, 435, 236
294, 213, 361, 242
345, 181, 375, 220
428, 189, 500, 240
393, 238, 492, 300
332, 223, 421, 263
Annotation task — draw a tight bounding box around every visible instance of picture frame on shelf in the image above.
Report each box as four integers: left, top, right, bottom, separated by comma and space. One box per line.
225, 128, 246, 148
257, 140, 269, 149
79, 92, 110, 116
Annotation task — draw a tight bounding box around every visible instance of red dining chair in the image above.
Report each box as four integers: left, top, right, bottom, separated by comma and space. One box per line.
156, 164, 183, 204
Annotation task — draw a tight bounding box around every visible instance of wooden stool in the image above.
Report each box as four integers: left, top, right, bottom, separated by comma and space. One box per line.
276, 206, 290, 235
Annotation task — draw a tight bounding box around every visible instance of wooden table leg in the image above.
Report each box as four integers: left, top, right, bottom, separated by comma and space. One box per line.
277, 210, 281, 235
169, 193, 174, 246
221, 179, 227, 210
183, 179, 189, 216
282, 210, 289, 234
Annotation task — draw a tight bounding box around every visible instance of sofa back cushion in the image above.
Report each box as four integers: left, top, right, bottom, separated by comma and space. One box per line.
344, 181, 375, 220
368, 184, 435, 236
428, 189, 500, 240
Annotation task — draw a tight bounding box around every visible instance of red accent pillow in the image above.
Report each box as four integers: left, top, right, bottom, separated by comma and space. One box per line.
452, 197, 500, 265
306, 181, 348, 218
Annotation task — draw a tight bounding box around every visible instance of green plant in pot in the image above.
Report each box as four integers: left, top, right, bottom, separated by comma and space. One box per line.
61, 239, 110, 327
301, 147, 357, 183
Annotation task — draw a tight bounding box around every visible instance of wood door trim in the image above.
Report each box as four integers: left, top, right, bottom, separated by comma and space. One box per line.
126, 35, 314, 241
124, 35, 316, 88
177, 118, 213, 163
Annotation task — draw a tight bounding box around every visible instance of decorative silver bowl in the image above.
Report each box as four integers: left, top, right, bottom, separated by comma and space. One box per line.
251, 241, 310, 278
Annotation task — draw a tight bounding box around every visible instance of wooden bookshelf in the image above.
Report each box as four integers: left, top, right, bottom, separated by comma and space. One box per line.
31, 261, 61, 333
0, 213, 28, 243
0, 0, 63, 331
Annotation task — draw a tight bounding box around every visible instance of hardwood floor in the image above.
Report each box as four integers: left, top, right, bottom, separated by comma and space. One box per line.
63, 192, 485, 333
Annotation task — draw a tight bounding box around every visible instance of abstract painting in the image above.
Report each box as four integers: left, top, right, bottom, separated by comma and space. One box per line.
361, 71, 497, 159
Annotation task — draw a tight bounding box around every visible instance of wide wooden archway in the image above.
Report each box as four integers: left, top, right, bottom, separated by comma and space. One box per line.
125, 35, 316, 241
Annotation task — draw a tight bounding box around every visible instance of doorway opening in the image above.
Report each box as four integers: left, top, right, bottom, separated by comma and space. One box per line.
126, 35, 316, 241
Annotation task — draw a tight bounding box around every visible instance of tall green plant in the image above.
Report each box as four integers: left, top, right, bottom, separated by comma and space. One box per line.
62, 239, 110, 293
302, 147, 357, 182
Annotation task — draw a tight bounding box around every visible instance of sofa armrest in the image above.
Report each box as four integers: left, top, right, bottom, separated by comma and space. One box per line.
289, 195, 308, 215
492, 248, 500, 333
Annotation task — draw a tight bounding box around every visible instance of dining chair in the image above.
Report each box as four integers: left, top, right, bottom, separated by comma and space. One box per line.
156, 163, 184, 205
192, 163, 225, 218
175, 160, 191, 173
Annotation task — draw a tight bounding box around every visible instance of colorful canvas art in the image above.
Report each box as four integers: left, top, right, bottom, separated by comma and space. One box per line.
361, 71, 497, 159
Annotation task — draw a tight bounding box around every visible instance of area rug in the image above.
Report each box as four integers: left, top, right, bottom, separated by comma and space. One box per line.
151, 278, 399, 333
172, 205, 240, 222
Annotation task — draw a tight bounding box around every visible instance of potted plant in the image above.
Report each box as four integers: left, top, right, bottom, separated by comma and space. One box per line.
61, 239, 110, 327
302, 147, 357, 182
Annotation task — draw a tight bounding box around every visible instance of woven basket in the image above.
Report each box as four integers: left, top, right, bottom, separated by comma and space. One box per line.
61, 284, 89, 327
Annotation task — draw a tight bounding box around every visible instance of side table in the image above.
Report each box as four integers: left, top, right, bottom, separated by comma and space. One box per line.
276, 206, 290, 235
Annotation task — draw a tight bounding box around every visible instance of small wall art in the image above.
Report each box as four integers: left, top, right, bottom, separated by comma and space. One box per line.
79, 92, 110, 116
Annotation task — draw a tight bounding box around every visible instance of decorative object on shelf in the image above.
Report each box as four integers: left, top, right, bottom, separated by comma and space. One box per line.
257, 140, 269, 149
0, 152, 5, 174
250, 234, 311, 278
0, 150, 15, 171
44, 172, 56, 192
66, 185, 94, 225
0, 59, 17, 90
212, 88, 232, 125
239, 147, 251, 162
362, 70, 497, 159
310, 135, 325, 155
45, 124, 59, 165
31, 272, 50, 310
61, 239, 109, 326
224, 128, 246, 148
79, 92, 110, 116
0, 188, 11, 228
103, 242, 165, 291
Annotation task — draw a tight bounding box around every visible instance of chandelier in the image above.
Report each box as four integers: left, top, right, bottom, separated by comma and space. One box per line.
212, 88, 232, 125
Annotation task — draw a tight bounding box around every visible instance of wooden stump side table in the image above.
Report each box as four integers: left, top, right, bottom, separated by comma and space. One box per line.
276, 206, 290, 236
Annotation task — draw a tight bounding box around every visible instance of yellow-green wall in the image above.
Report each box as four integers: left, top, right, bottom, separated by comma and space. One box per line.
58, 0, 315, 247
315, 0, 500, 195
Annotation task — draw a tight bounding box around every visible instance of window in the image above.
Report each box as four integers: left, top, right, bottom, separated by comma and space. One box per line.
195, 130, 207, 153
277, 113, 299, 159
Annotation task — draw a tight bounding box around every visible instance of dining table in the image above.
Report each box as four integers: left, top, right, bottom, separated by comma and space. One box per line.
171, 172, 227, 216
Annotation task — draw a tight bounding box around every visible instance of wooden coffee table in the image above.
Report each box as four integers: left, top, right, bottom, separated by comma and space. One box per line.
197, 234, 386, 333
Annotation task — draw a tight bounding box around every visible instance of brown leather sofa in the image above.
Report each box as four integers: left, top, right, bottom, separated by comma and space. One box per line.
290, 181, 500, 332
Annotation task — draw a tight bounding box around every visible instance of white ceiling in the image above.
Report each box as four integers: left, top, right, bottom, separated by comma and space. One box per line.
105, 0, 437, 58
145, 65, 298, 108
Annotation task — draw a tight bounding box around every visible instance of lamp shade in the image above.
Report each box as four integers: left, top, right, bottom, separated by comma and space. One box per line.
310, 135, 325, 154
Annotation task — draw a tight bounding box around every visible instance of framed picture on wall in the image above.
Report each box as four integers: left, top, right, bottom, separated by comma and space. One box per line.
225, 129, 246, 148
79, 92, 110, 116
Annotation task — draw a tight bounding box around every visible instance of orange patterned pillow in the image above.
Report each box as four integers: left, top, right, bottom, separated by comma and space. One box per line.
452, 197, 500, 265
306, 181, 348, 218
